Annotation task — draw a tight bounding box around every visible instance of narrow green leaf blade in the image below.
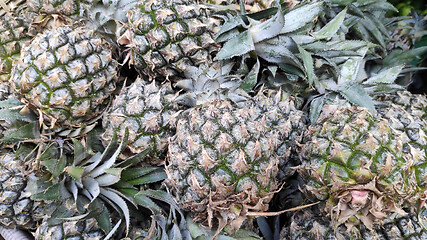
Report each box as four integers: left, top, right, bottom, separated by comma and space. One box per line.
281, 2, 323, 33
241, 58, 260, 91
297, 45, 318, 86
216, 31, 255, 60
365, 65, 404, 84
312, 7, 347, 39
309, 95, 325, 124
249, 3, 284, 43
0, 122, 39, 142
339, 83, 376, 115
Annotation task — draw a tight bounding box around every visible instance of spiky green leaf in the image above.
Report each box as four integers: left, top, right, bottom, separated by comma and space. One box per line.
216, 31, 255, 60
66, 166, 85, 183
281, 2, 323, 33
127, 168, 167, 185
383, 47, 427, 67
309, 95, 325, 124
337, 47, 368, 85
0, 122, 39, 142
298, 45, 318, 86
73, 139, 87, 166
96, 206, 112, 234
365, 65, 404, 84
121, 167, 159, 181
241, 58, 259, 91
312, 7, 347, 39
100, 188, 130, 234
249, 3, 284, 43
339, 82, 376, 114
32, 182, 61, 201
215, 15, 247, 43
115, 148, 150, 169
41, 155, 66, 179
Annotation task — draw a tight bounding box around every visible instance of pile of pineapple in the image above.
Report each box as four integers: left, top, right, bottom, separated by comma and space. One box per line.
0, 0, 427, 239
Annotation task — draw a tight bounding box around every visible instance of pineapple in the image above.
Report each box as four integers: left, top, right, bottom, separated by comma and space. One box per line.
101, 77, 182, 160
297, 104, 421, 235
0, 0, 26, 16
0, 12, 31, 82
165, 89, 306, 235
0, 150, 50, 230
282, 203, 427, 240
35, 217, 105, 240
33, 197, 108, 240
9, 25, 118, 127
117, 0, 224, 80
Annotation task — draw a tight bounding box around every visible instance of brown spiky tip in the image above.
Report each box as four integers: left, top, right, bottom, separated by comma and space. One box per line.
327, 178, 407, 233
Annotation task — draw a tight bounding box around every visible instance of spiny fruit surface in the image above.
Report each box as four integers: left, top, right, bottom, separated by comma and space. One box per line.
166, 94, 306, 232
102, 77, 182, 158
10, 26, 118, 127
299, 105, 417, 233
0, 13, 31, 82
282, 204, 427, 240
117, 0, 223, 80
27, 0, 94, 16
35, 217, 105, 240
0, 152, 45, 229
375, 91, 427, 193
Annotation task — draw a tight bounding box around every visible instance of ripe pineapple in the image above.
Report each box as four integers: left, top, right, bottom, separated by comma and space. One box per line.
101, 77, 182, 159
35, 217, 105, 240
117, 0, 224, 80
165, 90, 306, 235
282, 204, 427, 240
9, 25, 118, 127
34, 197, 107, 240
0, 151, 47, 230
0, 0, 26, 16
298, 104, 421, 235
0, 12, 31, 82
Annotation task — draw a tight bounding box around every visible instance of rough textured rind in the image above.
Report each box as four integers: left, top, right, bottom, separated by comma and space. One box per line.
0, 153, 45, 229
10, 26, 118, 127
0, 13, 31, 82
299, 105, 418, 233
35, 217, 105, 240
102, 77, 182, 158
117, 0, 223, 80
282, 204, 427, 240
166, 94, 306, 233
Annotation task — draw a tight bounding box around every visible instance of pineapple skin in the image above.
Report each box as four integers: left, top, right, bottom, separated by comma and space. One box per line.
282, 204, 427, 240
101, 77, 182, 158
117, 0, 223, 80
166, 94, 306, 231
34, 218, 105, 240
0, 13, 31, 82
0, 153, 45, 229
299, 105, 418, 233
9, 26, 118, 127
375, 91, 427, 193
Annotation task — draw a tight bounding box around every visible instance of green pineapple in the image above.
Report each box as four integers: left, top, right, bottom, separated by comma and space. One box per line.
165, 89, 306, 235
101, 77, 182, 160
297, 104, 423, 235
0, 12, 31, 82
282, 203, 427, 240
0, 151, 47, 230
9, 25, 118, 127
117, 0, 224, 80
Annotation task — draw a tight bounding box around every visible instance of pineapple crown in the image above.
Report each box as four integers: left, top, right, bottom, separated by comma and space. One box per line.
174, 61, 251, 108
216, 0, 427, 123
26, 129, 172, 237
